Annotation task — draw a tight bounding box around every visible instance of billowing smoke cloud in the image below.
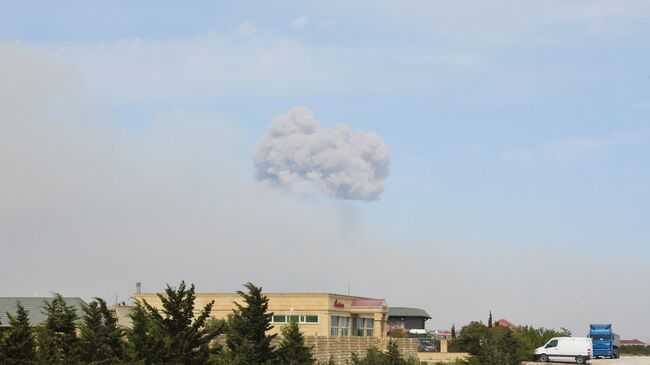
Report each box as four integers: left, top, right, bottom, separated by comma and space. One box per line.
254, 107, 390, 200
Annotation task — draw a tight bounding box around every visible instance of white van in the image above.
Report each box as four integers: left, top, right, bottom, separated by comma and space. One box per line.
534, 337, 593, 364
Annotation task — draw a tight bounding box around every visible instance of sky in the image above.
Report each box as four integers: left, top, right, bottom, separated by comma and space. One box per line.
1, 1, 649, 340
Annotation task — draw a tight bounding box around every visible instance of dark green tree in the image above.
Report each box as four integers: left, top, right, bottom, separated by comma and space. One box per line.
451, 324, 456, 339
126, 301, 164, 364
79, 297, 125, 363
36, 293, 80, 364
2, 301, 36, 364
488, 311, 493, 328
227, 282, 276, 365
384, 340, 405, 365
276, 321, 315, 365
127, 281, 219, 365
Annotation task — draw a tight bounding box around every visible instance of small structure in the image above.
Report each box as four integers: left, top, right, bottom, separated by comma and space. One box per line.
433, 330, 453, 340
621, 339, 647, 346
387, 307, 431, 331
0, 297, 87, 327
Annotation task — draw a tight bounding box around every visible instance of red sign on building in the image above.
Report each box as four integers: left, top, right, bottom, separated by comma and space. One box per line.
334, 299, 344, 308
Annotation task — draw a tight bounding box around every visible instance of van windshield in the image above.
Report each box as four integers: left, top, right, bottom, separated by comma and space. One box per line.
592, 334, 610, 341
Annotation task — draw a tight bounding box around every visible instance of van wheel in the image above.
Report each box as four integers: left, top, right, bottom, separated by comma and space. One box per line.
539, 354, 549, 362
576, 356, 586, 364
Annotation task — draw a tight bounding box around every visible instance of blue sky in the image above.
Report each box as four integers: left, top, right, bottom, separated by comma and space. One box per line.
1, 1, 649, 339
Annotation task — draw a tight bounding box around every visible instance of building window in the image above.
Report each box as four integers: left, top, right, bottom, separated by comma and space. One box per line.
355, 318, 364, 336
331, 316, 340, 336
340, 317, 349, 336
351, 318, 375, 337
272, 315, 287, 323
272, 315, 319, 324
366, 318, 374, 337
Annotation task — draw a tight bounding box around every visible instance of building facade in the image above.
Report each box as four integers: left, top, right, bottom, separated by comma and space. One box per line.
133, 292, 388, 338
387, 307, 431, 331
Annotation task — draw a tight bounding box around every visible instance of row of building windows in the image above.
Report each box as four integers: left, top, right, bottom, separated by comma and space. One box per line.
271, 315, 319, 323
331, 316, 374, 337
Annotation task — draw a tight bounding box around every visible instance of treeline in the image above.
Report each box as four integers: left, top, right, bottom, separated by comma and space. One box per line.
449, 315, 571, 365
621, 345, 650, 356
0, 281, 415, 365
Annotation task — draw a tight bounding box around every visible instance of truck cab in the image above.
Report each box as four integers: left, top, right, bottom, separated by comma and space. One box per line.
589, 324, 620, 359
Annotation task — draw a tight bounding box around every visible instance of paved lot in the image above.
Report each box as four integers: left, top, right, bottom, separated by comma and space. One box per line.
524, 357, 650, 365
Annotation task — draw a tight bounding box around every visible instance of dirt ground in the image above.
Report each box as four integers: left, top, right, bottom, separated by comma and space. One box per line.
524, 357, 650, 365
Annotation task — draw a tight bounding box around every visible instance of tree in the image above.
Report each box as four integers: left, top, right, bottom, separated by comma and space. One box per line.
127, 280, 219, 365
451, 324, 456, 339
36, 293, 80, 364
2, 301, 36, 364
488, 311, 493, 328
79, 297, 125, 363
227, 282, 276, 365
384, 340, 405, 365
276, 321, 315, 365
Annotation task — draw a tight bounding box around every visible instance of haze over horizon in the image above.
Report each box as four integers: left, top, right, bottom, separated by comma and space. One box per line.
1, 1, 649, 341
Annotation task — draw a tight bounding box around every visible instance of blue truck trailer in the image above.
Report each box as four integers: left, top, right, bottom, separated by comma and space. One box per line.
589, 324, 620, 359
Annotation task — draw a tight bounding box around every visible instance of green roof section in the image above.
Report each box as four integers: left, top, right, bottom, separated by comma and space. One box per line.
0, 297, 87, 327
388, 307, 431, 319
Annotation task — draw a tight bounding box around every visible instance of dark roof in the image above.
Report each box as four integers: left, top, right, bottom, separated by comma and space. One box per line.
0, 297, 87, 327
388, 307, 431, 319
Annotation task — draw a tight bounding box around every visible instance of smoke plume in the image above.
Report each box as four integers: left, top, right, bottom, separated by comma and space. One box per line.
254, 107, 390, 200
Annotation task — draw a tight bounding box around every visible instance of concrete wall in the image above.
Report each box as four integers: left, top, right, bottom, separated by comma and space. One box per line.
417, 352, 470, 364
303, 336, 418, 365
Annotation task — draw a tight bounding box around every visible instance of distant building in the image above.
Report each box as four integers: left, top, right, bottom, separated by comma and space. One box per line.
433, 330, 453, 340
0, 297, 87, 327
621, 339, 647, 346
132, 292, 388, 338
494, 318, 516, 329
387, 307, 431, 331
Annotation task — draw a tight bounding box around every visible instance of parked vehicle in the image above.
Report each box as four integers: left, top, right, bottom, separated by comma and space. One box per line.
589, 324, 620, 359
418, 339, 437, 352
534, 337, 593, 364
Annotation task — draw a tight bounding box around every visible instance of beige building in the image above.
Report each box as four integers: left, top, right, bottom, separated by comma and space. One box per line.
133, 292, 388, 338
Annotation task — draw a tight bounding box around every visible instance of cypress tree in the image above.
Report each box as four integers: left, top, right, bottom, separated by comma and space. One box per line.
488, 311, 493, 328
227, 282, 276, 365
127, 281, 218, 365
79, 297, 125, 363
451, 324, 456, 339
276, 321, 315, 365
2, 301, 36, 364
385, 340, 405, 365
36, 293, 80, 364
127, 301, 164, 364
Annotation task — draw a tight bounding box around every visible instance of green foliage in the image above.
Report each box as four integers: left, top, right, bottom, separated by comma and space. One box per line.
2, 301, 36, 364
451, 324, 456, 339
36, 293, 80, 364
452, 321, 572, 365
348, 342, 420, 365
488, 312, 493, 329
621, 345, 650, 356
226, 282, 276, 365
79, 297, 125, 363
127, 280, 220, 365
276, 321, 315, 365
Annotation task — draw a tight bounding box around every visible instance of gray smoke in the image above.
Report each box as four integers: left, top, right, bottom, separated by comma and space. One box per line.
254, 107, 390, 200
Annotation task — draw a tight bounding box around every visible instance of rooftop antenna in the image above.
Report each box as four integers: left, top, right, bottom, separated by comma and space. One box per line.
136, 282, 142, 294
